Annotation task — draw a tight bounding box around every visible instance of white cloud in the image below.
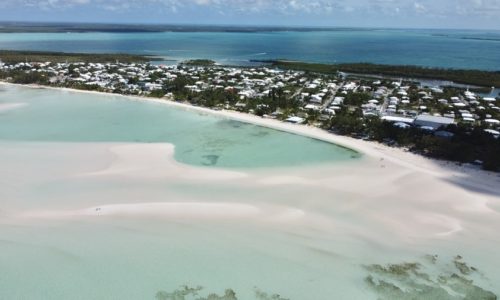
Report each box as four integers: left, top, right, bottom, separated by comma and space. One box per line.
4, 0, 500, 18
455, 0, 500, 16
413, 2, 426, 14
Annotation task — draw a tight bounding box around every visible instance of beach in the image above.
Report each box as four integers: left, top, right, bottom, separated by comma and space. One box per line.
4, 82, 499, 189
1, 83, 500, 299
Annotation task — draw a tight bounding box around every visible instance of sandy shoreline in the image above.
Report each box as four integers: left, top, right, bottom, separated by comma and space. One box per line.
1, 82, 500, 298
2, 81, 499, 193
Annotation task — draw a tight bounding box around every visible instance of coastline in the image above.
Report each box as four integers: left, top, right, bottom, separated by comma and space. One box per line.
2, 81, 500, 299
1, 81, 499, 192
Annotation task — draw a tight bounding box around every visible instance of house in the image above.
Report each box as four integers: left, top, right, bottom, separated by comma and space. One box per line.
310, 94, 323, 104
305, 104, 321, 111
414, 115, 455, 130
285, 116, 306, 124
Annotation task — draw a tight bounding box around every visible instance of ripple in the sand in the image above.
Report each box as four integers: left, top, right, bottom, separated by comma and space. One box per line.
155, 286, 288, 300
364, 255, 497, 300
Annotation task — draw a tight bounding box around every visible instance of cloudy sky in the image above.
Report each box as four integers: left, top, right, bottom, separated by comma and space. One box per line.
1, 0, 499, 29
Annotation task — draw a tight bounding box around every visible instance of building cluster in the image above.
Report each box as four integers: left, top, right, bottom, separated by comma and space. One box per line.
1, 60, 499, 138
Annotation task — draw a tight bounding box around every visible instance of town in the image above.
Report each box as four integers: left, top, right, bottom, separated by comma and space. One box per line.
1, 59, 500, 170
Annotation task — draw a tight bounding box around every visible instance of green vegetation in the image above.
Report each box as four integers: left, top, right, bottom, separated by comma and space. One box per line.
0, 70, 50, 84
0, 23, 358, 33
262, 60, 500, 87
0, 50, 154, 64
182, 59, 217, 66
155, 286, 289, 300
154, 257, 497, 300
365, 256, 497, 300
454, 255, 474, 276
343, 92, 371, 106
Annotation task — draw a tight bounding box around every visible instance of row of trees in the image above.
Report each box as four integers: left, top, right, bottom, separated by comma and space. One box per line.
270, 60, 500, 87
0, 70, 50, 84
0, 50, 150, 64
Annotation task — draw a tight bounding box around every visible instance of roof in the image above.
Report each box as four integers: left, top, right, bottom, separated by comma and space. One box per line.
485, 129, 500, 136
381, 116, 415, 124
415, 115, 455, 125
285, 116, 305, 124
485, 119, 500, 124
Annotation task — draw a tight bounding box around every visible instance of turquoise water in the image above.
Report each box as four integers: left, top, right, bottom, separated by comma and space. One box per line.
1, 85, 499, 300
0, 29, 499, 70
0, 85, 358, 168
0, 85, 366, 300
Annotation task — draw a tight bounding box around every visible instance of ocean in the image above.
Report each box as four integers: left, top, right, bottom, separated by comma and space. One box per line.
0, 28, 499, 70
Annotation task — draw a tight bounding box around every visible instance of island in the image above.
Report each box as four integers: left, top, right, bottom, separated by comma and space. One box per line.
255, 60, 500, 88
0, 50, 155, 64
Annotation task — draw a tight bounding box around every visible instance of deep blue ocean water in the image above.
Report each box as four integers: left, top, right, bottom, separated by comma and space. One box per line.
0, 29, 499, 70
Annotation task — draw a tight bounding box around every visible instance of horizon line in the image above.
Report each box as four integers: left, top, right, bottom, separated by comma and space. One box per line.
0, 21, 499, 32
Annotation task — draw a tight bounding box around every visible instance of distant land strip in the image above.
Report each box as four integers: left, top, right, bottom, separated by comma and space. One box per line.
255, 60, 500, 88
0, 22, 377, 33
0, 50, 158, 64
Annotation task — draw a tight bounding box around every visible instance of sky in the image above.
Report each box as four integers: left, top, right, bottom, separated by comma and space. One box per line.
0, 0, 499, 30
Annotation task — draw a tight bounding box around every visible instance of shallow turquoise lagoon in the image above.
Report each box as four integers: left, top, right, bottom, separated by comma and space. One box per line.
0, 85, 359, 168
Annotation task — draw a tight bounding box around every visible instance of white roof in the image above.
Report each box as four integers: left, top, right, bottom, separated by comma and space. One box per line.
485, 129, 500, 135
305, 104, 321, 110
286, 116, 305, 124
381, 116, 414, 123
415, 115, 455, 125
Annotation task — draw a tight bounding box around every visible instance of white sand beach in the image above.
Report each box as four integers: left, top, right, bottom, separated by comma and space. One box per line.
1, 82, 499, 299
3, 82, 499, 190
